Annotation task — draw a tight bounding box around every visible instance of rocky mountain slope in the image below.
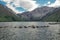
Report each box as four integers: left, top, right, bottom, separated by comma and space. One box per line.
0, 4, 21, 22
17, 6, 55, 21
41, 7, 60, 22
0, 4, 60, 22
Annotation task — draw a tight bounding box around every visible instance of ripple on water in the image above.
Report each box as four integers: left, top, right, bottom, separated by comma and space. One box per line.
0, 26, 60, 40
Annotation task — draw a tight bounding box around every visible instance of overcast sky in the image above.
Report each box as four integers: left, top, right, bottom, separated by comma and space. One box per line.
0, 0, 60, 14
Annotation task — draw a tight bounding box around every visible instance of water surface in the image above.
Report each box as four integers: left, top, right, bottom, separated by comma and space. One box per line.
0, 22, 60, 40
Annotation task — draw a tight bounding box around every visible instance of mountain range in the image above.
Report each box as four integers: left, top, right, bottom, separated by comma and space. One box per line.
0, 4, 60, 22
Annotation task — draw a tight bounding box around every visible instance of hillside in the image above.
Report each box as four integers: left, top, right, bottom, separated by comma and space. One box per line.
18, 6, 55, 21
0, 4, 60, 22
41, 8, 60, 22
0, 4, 21, 22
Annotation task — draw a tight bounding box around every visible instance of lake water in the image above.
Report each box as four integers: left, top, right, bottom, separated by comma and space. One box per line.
0, 22, 60, 40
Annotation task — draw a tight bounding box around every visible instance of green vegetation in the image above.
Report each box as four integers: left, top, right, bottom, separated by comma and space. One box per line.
0, 15, 21, 22
0, 4, 60, 22
0, 4, 22, 22
42, 9, 60, 22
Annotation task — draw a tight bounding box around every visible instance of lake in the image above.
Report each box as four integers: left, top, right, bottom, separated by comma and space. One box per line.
0, 22, 60, 40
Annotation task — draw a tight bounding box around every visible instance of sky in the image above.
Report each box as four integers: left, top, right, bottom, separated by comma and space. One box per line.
0, 0, 60, 14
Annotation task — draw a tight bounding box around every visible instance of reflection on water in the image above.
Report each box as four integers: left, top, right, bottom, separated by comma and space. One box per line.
0, 22, 60, 40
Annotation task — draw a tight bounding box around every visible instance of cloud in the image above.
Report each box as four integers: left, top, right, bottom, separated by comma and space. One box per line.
2, 0, 38, 13
20, 0, 38, 11
3, 0, 12, 3
48, 0, 60, 7
47, 1, 51, 4
6, 4, 21, 14
43, 1, 51, 6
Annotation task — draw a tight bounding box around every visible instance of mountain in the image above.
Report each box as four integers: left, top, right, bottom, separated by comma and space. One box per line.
0, 4, 60, 22
0, 4, 21, 22
17, 6, 55, 21
41, 7, 60, 22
